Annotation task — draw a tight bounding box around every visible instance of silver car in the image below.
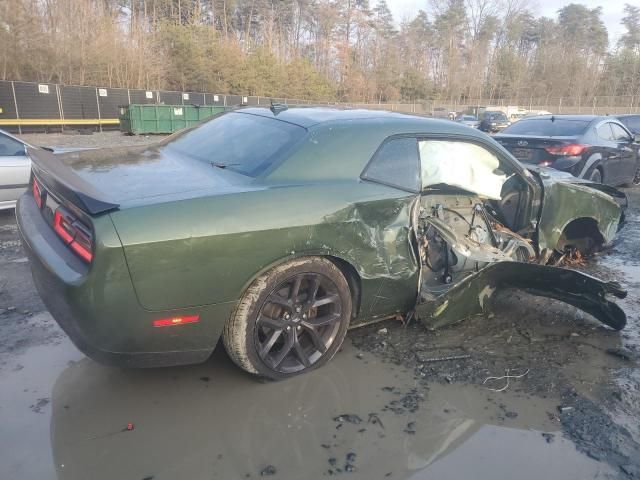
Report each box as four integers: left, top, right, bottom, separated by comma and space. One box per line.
0, 129, 31, 211
0, 129, 92, 210
455, 114, 480, 128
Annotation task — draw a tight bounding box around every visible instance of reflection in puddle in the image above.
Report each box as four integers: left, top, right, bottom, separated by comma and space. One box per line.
43, 343, 612, 480
0, 334, 83, 480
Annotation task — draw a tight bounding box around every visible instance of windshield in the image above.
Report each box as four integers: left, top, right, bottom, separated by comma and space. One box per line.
163, 112, 306, 176
486, 112, 507, 121
501, 119, 590, 136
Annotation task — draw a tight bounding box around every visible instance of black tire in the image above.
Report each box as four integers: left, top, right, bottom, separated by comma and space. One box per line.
223, 257, 352, 380
589, 167, 602, 183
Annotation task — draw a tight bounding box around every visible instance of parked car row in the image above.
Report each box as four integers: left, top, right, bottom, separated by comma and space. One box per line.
455, 110, 511, 133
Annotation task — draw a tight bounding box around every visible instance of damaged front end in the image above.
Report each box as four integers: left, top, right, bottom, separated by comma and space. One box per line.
414, 197, 627, 331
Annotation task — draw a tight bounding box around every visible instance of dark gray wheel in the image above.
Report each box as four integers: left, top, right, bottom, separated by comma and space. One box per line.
589, 168, 602, 183
223, 257, 352, 379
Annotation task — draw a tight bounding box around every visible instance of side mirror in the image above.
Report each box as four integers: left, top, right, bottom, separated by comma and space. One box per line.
635, 133, 640, 143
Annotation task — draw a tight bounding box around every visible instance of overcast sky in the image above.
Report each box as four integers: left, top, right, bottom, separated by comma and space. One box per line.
387, 0, 626, 43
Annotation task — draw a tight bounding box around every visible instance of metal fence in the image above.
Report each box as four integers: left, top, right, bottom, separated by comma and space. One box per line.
0, 80, 320, 133
342, 96, 640, 116
1, 79, 639, 133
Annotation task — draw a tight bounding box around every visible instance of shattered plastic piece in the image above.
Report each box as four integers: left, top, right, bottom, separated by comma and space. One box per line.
333, 414, 363, 424
260, 465, 277, 476
418, 354, 471, 363
606, 347, 635, 361
377, 328, 388, 335
404, 422, 417, 434
126, 423, 134, 431
542, 433, 555, 443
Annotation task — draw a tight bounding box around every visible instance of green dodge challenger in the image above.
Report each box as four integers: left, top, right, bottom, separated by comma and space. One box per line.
17, 107, 627, 379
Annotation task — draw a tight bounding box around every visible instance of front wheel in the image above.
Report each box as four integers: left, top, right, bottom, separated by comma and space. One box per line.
223, 257, 352, 380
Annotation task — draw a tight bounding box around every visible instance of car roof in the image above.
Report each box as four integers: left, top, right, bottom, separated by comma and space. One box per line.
250, 106, 512, 183
518, 114, 608, 122
236, 106, 449, 129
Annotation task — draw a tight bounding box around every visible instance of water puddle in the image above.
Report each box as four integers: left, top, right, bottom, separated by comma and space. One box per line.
0, 336, 613, 480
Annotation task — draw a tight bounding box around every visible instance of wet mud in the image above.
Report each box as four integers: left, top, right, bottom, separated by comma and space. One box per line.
1, 187, 639, 479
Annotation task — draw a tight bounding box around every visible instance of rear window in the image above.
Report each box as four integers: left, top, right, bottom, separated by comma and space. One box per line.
162, 112, 306, 176
501, 119, 589, 136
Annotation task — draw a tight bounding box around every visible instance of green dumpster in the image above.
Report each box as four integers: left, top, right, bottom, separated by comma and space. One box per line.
118, 104, 229, 134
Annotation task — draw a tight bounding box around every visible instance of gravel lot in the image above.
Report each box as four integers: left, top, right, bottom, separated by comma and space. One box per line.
0, 136, 638, 479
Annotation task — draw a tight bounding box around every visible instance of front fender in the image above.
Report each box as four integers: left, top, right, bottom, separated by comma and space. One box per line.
537, 181, 621, 253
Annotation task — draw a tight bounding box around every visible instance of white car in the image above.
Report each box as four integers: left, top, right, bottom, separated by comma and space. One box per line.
0, 129, 31, 211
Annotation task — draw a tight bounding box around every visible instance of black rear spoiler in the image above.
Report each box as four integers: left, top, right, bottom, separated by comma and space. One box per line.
27, 147, 119, 215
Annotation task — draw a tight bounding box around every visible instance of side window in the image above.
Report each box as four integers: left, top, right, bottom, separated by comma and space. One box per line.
0, 134, 26, 156
596, 123, 614, 141
611, 123, 632, 142
418, 140, 506, 200
361, 137, 420, 192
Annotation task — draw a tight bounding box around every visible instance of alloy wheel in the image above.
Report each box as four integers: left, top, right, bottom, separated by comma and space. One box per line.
254, 273, 344, 373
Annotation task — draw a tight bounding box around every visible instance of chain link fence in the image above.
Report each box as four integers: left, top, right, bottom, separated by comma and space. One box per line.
1, 79, 639, 133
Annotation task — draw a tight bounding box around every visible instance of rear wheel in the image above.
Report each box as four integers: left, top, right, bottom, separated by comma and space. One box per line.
223, 257, 352, 380
589, 167, 602, 183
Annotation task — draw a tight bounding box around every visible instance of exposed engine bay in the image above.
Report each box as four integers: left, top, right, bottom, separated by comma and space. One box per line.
417, 194, 535, 296
413, 192, 627, 332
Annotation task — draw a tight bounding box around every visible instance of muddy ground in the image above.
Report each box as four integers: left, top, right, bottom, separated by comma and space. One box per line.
0, 132, 639, 479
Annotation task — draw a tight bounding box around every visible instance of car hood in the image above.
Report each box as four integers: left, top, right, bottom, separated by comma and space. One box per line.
28, 144, 261, 214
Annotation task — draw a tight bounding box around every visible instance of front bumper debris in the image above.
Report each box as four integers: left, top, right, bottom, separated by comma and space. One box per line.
417, 262, 626, 331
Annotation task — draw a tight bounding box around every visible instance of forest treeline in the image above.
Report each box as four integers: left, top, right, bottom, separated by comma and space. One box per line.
1, 0, 640, 103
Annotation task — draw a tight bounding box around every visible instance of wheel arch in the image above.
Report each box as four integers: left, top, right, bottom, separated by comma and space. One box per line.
578, 153, 603, 180
234, 252, 364, 319
555, 216, 606, 253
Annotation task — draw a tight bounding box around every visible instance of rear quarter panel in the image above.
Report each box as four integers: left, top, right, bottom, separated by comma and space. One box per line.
110, 182, 419, 323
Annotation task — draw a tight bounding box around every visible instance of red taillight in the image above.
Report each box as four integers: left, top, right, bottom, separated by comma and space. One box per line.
544, 144, 589, 156
32, 179, 42, 208
53, 210, 74, 243
153, 315, 200, 328
53, 208, 93, 262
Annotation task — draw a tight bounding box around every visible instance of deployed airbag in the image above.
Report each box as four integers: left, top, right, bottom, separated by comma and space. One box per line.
419, 140, 506, 200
